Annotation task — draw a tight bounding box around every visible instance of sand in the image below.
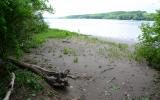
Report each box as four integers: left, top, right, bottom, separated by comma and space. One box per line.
21, 37, 160, 100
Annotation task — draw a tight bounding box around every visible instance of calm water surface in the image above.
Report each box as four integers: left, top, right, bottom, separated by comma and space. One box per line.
45, 19, 152, 42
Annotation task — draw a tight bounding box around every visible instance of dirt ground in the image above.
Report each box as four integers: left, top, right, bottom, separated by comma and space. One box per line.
21, 37, 160, 100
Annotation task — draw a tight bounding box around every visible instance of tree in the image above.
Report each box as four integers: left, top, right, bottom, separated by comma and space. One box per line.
136, 10, 160, 69
0, 0, 53, 59
0, 0, 54, 99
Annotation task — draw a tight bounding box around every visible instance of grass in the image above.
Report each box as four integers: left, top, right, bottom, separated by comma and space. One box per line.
73, 57, 78, 63
0, 63, 43, 100
15, 69, 43, 91
24, 28, 77, 50
98, 42, 133, 61
63, 47, 77, 56
63, 48, 69, 55
69, 32, 134, 61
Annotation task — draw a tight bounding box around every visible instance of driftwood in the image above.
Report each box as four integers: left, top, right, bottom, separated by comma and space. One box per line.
8, 57, 69, 87
3, 73, 15, 100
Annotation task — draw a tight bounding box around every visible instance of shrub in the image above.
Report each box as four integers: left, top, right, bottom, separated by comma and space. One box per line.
135, 10, 160, 69
0, 0, 53, 58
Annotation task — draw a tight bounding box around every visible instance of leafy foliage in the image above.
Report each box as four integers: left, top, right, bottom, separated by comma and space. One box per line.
65, 11, 154, 21
135, 10, 160, 69
0, 0, 53, 58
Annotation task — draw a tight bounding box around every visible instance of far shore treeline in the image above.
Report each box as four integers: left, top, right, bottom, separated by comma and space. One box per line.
63, 11, 154, 21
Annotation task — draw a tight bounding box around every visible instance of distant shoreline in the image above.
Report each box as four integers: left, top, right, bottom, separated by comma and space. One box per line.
60, 11, 154, 21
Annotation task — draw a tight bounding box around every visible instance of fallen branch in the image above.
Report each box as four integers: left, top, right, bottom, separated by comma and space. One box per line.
3, 73, 15, 100
8, 57, 69, 87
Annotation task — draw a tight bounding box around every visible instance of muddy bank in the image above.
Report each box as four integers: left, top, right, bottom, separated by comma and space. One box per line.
21, 37, 160, 100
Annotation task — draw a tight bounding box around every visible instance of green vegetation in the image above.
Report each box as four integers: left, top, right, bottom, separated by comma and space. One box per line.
98, 43, 133, 61
15, 69, 43, 91
62, 47, 77, 56
0, 62, 44, 99
0, 0, 53, 59
65, 11, 154, 21
135, 10, 160, 69
73, 57, 78, 63
0, 0, 54, 99
25, 29, 76, 50
0, 74, 10, 100
63, 48, 70, 55
0, 28, 77, 99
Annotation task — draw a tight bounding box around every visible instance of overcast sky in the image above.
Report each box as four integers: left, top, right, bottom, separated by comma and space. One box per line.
44, 0, 160, 17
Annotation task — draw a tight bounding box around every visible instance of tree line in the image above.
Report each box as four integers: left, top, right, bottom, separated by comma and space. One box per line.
65, 11, 154, 21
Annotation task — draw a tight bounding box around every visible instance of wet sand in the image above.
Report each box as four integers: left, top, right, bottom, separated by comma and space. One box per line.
21, 37, 160, 100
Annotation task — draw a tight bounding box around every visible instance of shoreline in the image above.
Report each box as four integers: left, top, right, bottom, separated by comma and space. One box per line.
11, 29, 160, 100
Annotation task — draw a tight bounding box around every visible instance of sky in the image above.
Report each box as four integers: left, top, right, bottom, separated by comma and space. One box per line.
44, 0, 160, 17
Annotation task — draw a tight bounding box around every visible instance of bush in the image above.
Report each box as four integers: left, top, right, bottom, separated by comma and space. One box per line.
0, 0, 53, 58
135, 10, 160, 69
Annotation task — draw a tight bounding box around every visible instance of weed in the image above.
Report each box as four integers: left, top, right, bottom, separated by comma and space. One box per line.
63, 47, 77, 56
59, 55, 63, 58
110, 84, 120, 91
63, 48, 69, 55
73, 57, 78, 63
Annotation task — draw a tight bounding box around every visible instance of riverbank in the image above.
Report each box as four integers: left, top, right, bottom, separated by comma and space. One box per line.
11, 29, 160, 100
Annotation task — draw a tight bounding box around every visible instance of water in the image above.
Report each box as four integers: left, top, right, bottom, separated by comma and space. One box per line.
45, 19, 152, 43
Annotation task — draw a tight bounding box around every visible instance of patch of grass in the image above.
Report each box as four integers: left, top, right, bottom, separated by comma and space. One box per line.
117, 43, 128, 51
15, 69, 43, 91
110, 84, 120, 91
98, 43, 133, 60
63, 48, 69, 55
72, 35, 100, 44
24, 29, 77, 50
63, 47, 77, 56
73, 57, 78, 63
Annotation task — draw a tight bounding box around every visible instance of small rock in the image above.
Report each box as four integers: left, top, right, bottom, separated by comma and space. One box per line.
70, 86, 73, 89
98, 65, 102, 68
122, 82, 125, 85
82, 88, 86, 92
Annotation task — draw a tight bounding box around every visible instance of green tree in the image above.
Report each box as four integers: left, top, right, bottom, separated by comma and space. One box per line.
136, 10, 160, 69
0, 0, 53, 59
0, 0, 53, 98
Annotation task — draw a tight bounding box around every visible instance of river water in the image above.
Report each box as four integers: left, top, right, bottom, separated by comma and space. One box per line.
45, 19, 152, 43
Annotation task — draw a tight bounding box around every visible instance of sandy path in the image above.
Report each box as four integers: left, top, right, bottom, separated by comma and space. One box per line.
22, 37, 160, 100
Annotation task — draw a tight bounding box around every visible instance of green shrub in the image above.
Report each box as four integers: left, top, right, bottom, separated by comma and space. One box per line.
135, 10, 160, 69
0, 0, 53, 59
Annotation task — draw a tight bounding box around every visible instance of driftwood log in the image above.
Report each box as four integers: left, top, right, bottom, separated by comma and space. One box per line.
3, 73, 15, 100
8, 57, 69, 87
